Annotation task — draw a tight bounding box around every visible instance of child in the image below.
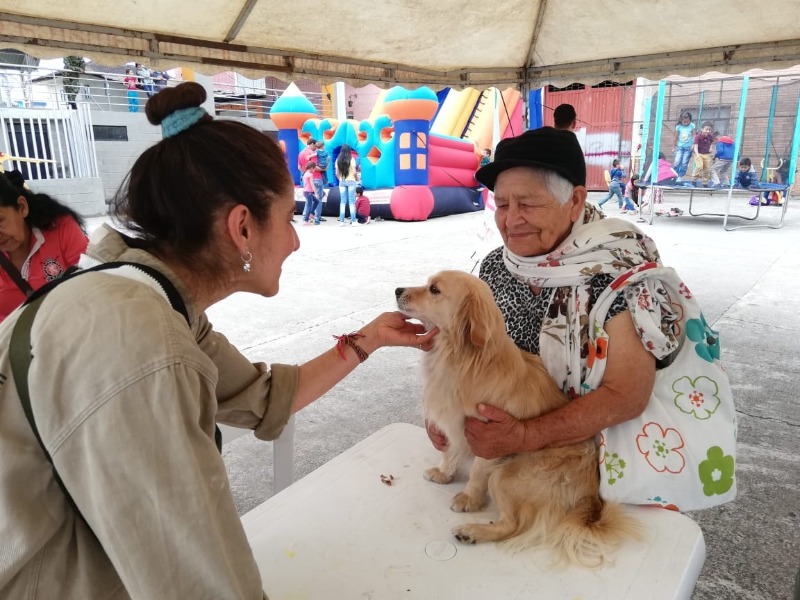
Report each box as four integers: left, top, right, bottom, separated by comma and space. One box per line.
479, 149, 492, 168
690, 121, 715, 187
301, 162, 320, 225
314, 140, 330, 186
598, 159, 634, 212
643, 152, 679, 186
710, 132, 735, 187
733, 157, 759, 189
624, 174, 640, 207
673, 111, 695, 177
123, 68, 139, 113
355, 186, 371, 224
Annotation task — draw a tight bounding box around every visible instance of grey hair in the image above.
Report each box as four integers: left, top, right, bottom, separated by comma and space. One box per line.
527, 167, 575, 205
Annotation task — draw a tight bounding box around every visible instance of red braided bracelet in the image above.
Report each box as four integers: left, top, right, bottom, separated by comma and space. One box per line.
333, 332, 369, 363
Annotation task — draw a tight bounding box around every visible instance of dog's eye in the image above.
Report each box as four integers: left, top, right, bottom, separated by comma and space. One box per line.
429, 284, 440, 295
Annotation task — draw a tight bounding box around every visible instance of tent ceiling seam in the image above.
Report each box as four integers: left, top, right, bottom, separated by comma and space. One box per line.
224, 0, 260, 43
525, 0, 548, 69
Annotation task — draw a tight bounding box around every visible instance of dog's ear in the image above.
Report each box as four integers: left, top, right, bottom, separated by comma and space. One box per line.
461, 290, 492, 348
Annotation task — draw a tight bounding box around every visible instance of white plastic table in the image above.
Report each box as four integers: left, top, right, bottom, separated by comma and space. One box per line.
242, 423, 706, 600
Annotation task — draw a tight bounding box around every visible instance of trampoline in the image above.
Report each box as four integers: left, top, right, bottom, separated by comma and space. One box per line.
634, 75, 800, 231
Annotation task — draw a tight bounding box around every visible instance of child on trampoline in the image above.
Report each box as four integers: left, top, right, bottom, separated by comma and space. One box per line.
690, 121, 715, 187
733, 157, 759, 189
710, 132, 735, 187
673, 111, 696, 177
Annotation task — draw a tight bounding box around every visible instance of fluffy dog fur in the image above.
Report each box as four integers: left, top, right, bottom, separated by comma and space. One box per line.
395, 270, 640, 567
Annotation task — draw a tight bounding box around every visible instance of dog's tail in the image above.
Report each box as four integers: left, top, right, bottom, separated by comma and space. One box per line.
550, 496, 643, 568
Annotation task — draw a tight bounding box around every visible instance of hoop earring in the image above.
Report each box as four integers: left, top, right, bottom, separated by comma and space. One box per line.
241, 249, 253, 273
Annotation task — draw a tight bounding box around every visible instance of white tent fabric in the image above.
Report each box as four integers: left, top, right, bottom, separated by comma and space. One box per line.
1, 0, 799, 88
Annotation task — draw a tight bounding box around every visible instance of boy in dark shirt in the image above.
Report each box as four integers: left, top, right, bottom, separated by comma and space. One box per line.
690, 121, 715, 187
733, 157, 759, 189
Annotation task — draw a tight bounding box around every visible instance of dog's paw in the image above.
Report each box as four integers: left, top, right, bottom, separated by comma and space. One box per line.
423, 467, 454, 484
452, 525, 479, 544
450, 491, 485, 513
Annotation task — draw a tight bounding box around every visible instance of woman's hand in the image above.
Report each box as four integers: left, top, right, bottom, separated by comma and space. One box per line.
425, 419, 448, 451
464, 403, 533, 459
359, 311, 438, 354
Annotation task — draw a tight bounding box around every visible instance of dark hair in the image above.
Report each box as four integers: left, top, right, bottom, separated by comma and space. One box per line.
0, 170, 84, 230
304, 161, 317, 172
739, 157, 752, 167
679, 111, 692, 122
553, 104, 576, 128
307, 138, 316, 146
355, 185, 364, 196
701, 121, 713, 129
658, 151, 666, 160
336, 144, 353, 179
112, 82, 291, 277
612, 159, 620, 167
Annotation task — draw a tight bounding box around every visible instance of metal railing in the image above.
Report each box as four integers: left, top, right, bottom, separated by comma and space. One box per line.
0, 101, 98, 181
0, 62, 333, 119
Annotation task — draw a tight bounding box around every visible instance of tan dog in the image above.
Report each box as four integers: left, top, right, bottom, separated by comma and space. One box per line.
395, 270, 639, 566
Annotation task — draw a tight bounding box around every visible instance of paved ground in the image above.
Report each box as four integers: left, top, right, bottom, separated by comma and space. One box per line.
91, 190, 800, 599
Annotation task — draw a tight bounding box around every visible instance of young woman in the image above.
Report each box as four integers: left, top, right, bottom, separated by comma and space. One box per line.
0, 82, 435, 598
335, 143, 359, 226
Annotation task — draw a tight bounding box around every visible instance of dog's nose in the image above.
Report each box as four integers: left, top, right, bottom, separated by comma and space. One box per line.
395, 287, 405, 298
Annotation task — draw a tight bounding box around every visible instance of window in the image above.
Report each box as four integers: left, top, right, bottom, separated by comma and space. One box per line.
92, 125, 128, 141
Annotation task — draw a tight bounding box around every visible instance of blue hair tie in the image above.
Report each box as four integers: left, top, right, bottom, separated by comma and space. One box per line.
161, 106, 208, 138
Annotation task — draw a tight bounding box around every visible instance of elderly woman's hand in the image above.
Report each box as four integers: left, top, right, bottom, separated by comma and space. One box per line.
425, 419, 448, 451
464, 403, 533, 459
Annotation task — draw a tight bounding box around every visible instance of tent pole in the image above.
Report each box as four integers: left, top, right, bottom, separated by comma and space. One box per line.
646, 81, 666, 225
787, 89, 800, 187
724, 76, 749, 230
761, 84, 778, 181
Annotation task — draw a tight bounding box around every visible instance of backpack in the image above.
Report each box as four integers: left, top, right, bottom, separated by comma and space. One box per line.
9, 261, 222, 529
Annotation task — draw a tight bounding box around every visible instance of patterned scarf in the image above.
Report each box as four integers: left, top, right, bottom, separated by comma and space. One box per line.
501, 203, 672, 397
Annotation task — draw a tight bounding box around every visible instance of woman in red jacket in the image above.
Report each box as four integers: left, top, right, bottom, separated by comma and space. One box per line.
0, 170, 87, 321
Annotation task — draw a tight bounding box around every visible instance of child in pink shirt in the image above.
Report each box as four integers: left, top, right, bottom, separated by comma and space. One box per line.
301, 162, 320, 225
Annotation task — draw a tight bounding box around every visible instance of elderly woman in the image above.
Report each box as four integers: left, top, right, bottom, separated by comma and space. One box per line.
0, 83, 434, 598
428, 127, 736, 511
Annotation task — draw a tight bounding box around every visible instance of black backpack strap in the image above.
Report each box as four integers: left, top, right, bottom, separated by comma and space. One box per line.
9, 295, 90, 522
0, 251, 34, 297
8, 261, 221, 533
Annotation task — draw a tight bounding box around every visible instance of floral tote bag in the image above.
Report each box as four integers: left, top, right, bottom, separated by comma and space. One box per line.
586, 263, 737, 511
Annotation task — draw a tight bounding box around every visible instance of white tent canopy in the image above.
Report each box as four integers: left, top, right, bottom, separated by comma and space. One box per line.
1, 0, 800, 88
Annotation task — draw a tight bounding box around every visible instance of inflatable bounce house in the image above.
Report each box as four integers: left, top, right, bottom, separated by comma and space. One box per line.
269, 83, 523, 220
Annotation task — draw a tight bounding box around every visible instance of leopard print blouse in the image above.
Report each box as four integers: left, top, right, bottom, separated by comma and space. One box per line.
479, 246, 628, 354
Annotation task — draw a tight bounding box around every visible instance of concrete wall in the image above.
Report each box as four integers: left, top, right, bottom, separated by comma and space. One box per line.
92, 111, 163, 204
92, 111, 279, 206
28, 177, 106, 217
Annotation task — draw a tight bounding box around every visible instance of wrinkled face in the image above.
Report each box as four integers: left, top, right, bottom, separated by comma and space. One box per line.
248, 182, 300, 297
493, 167, 584, 258
0, 198, 30, 255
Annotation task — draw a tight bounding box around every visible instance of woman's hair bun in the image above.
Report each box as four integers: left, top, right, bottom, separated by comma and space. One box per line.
145, 82, 207, 126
